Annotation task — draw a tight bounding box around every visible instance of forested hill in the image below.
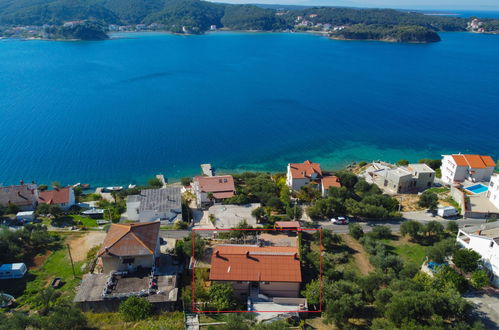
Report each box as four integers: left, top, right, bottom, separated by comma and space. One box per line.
0, 0, 495, 39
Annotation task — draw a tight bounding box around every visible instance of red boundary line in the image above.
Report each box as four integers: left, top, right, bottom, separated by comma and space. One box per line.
191, 227, 323, 313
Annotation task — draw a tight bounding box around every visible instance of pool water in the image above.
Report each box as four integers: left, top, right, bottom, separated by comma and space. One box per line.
465, 184, 489, 194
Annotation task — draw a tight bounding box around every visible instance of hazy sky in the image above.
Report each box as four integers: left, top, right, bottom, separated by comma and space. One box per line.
210, 0, 499, 10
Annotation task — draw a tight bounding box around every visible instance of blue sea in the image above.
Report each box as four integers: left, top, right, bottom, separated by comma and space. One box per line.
0, 31, 498, 187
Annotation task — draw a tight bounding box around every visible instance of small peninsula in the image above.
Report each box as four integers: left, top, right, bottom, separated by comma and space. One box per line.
330, 24, 441, 43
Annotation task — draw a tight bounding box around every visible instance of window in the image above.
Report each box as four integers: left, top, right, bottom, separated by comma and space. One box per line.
122, 258, 135, 264
263, 282, 270, 285
237, 281, 243, 284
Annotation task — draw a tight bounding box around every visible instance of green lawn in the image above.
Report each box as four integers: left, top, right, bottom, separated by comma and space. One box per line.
85, 311, 184, 330
425, 187, 450, 194
390, 242, 427, 266
70, 214, 98, 227
12, 241, 85, 308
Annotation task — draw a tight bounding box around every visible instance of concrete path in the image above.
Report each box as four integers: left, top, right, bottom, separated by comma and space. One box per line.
464, 292, 499, 329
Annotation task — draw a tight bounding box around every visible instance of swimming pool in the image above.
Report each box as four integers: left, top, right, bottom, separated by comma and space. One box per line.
465, 184, 489, 194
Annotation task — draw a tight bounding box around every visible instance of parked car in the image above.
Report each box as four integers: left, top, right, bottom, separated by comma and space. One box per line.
331, 217, 349, 225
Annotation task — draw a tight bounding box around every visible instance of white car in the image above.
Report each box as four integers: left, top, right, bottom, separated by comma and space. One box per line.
331, 217, 349, 225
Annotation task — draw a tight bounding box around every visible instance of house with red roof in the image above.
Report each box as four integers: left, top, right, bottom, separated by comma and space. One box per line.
97, 221, 160, 273
0, 182, 39, 211
441, 154, 496, 185
209, 245, 302, 298
286, 160, 323, 191
321, 175, 341, 196
37, 186, 75, 210
192, 175, 236, 208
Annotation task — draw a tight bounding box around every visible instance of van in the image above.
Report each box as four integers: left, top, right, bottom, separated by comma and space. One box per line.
437, 206, 458, 218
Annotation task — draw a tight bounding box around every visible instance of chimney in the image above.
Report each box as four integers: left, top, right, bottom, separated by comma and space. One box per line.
216, 250, 220, 257
246, 251, 250, 258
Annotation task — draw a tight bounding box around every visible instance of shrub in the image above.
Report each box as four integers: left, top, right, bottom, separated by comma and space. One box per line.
400, 220, 422, 240
119, 297, 152, 321
369, 225, 392, 239
471, 269, 490, 289
453, 249, 481, 273
349, 223, 364, 240
180, 177, 192, 186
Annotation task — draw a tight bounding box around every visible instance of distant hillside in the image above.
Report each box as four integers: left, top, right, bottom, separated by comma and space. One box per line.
1, 0, 495, 41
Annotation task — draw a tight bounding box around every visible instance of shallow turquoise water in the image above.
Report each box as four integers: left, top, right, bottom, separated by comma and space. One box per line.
0, 31, 498, 186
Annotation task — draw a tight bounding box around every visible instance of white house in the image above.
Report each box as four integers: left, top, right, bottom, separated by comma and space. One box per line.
457, 228, 499, 287
441, 154, 496, 185
126, 187, 182, 223
192, 175, 235, 208
487, 174, 499, 210
16, 211, 35, 222
286, 160, 322, 191
37, 186, 75, 210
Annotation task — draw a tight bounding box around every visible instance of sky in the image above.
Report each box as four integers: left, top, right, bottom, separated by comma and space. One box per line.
209, 0, 499, 11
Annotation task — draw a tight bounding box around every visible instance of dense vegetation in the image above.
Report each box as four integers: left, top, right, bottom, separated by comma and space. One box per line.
0, 0, 493, 39
331, 24, 441, 43
44, 21, 109, 40
301, 225, 487, 328
307, 171, 400, 219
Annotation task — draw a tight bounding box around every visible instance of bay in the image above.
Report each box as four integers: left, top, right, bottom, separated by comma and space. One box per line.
0, 31, 498, 186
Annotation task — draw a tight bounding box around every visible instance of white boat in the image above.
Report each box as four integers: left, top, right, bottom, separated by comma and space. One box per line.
103, 186, 123, 192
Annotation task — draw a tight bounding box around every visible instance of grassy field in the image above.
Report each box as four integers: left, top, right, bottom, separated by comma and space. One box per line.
381, 235, 427, 266
1, 234, 86, 309
85, 311, 184, 329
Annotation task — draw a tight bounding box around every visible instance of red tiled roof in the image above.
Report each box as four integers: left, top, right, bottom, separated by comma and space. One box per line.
194, 175, 235, 198
289, 160, 322, 179
209, 245, 301, 283
451, 154, 496, 169
0, 184, 37, 207
38, 187, 71, 205
321, 176, 341, 189
98, 221, 160, 257
275, 221, 301, 229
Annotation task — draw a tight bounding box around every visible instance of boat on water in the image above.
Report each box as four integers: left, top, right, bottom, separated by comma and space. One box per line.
128, 184, 136, 189
102, 186, 123, 192
72, 183, 91, 189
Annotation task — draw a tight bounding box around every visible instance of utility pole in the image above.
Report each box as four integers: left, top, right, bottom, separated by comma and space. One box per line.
67, 244, 76, 278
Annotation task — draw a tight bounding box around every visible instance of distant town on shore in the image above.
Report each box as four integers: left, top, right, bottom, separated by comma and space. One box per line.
0, 0, 498, 42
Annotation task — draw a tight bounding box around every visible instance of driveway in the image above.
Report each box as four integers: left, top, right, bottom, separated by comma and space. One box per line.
464, 291, 499, 329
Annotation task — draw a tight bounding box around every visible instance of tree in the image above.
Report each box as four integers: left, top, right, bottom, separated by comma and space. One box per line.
301, 278, 321, 309
418, 191, 438, 210
148, 177, 163, 188
251, 206, 266, 222
396, 159, 409, 166
418, 158, 442, 170
181, 177, 192, 186
51, 181, 61, 188
36, 287, 61, 315
446, 221, 459, 234
348, 223, 364, 240
471, 269, 490, 289
36, 203, 51, 215
49, 205, 63, 218
285, 204, 302, 220
208, 282, 236, 311
423, 220, 444, 238
453, 249, 481, 273
181, 233, 206, 258
38, 184, 48, 191
434, 266, 468, 293
119, 297, 152, 321
42, 301, 87, 330
400, 220, 422, 240
427, 238, 456, 263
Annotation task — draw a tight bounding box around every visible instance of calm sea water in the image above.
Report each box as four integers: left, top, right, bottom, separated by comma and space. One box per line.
0, 31, 498, 186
